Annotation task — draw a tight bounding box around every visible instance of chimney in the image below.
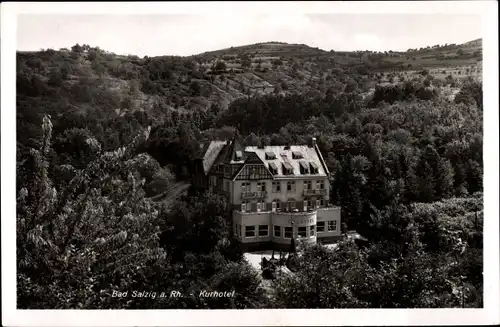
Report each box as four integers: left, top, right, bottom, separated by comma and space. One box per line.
311, 137, 317, 148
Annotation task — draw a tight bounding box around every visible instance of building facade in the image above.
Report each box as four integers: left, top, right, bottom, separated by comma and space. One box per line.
193, 134, 341, 251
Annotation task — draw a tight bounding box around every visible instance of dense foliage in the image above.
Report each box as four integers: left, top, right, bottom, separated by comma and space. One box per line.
16, 44, 483, 309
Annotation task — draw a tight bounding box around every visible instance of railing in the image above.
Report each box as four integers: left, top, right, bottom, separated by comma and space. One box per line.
273, 209, 317, 216
303, 189, 327, 196
241, 191, 267, 200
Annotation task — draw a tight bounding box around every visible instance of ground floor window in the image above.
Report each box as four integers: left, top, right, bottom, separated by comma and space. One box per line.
317, 221, 325, 232
298, 226, 307, 238
245, 226, 255, 237
274, 225, 281, 237
310, 225, 315, 236
258, 225, 269, 236
284, 227, 293, 239
328, 220, 337, 231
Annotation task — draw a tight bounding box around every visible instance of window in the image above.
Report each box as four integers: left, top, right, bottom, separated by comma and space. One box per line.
319, 199, 324, 207
271, 201, 277, 212
276, 201, 281, 211
274, 225, 281, 237
317, 180, 325, 190
257, 182, 266, 192
234, 224, 238, 236
237, 225, 241, 237
265, 152, 276, 160
304, 180, 312, 190
245, 226, 255, 237
287, 200, 296, 211
317, 221, 325, 232
299, 161, 309, 174
292, 151, 303, 159
258, 225, 269, 236
257, 201, 264, 212
272, 181, 281, 193
310, 162, 319, 174
226, 181, 230, 191
241, 182, 251, 192
303, 200, 308, 211
287, 181, 295, 192
241, 200, 249, 212
298, 226, 307, 238
328, 221, 337, 231
284, 227, 293, 239
310, 225, 315, 236
283, 162, 294, 175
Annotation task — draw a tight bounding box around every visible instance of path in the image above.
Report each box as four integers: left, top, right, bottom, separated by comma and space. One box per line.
150, 181, 191, 207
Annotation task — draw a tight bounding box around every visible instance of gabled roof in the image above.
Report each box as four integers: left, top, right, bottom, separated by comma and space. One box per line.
246, 145, 329, 178
199, 137, 330, 179
202, 141, 227, 174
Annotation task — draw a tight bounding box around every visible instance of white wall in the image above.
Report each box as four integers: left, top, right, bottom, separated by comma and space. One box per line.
316, 207, 341, 238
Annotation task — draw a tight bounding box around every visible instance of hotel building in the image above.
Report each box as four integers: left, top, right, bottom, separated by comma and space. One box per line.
193, 134, 342, 251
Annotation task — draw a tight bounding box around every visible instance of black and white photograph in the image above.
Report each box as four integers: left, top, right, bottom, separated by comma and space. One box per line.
1, 1, 499, 326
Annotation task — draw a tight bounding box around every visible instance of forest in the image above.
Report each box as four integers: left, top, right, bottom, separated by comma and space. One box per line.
16, 44, 483, 309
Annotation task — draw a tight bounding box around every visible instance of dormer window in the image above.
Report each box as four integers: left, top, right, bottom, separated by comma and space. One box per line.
268, 162, 278, 175
310, 162, 319, 174
299, 161, 309, 174
282, 162, 293, 175
265, 152, 276, 160
292, 151, 303, 159
235, 151, 242, 161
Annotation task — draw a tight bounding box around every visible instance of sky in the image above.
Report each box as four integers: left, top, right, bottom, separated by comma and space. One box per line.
17, 13, 482, 57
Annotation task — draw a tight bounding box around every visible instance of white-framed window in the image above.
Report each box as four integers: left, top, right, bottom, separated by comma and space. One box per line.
257, 182, 266, 192
258, 225, 269, 236
303, 200, 308, 211
317, 180, 325, 190
328, 221, 337, 231
241, 182, 251, 192
272, 181, 281, 193
310, 225, 315, 236
272, 201, 277, 212
298, 226, 307, 238
287, 181, 295, 192
257, 201, 264, 212
304, 180, 312, 190
274, 225, 281, 237
317, 221, 325, 232
241, 200, 249, 212
284, 227, 293, 239
245, 226, 256, 238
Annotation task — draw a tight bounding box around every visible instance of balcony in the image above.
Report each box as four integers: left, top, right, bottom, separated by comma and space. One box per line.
241, 191, 267, 200
303, 189, 327, 196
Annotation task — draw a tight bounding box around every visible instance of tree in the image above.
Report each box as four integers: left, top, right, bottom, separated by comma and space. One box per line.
214, 61, 227, 71
17, 115, 169, 309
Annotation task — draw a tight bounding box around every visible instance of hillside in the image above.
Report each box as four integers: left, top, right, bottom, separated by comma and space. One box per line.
17, 39, 482, 119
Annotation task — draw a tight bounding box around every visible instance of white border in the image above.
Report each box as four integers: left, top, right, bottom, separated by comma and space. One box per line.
2, 2, 499, 326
